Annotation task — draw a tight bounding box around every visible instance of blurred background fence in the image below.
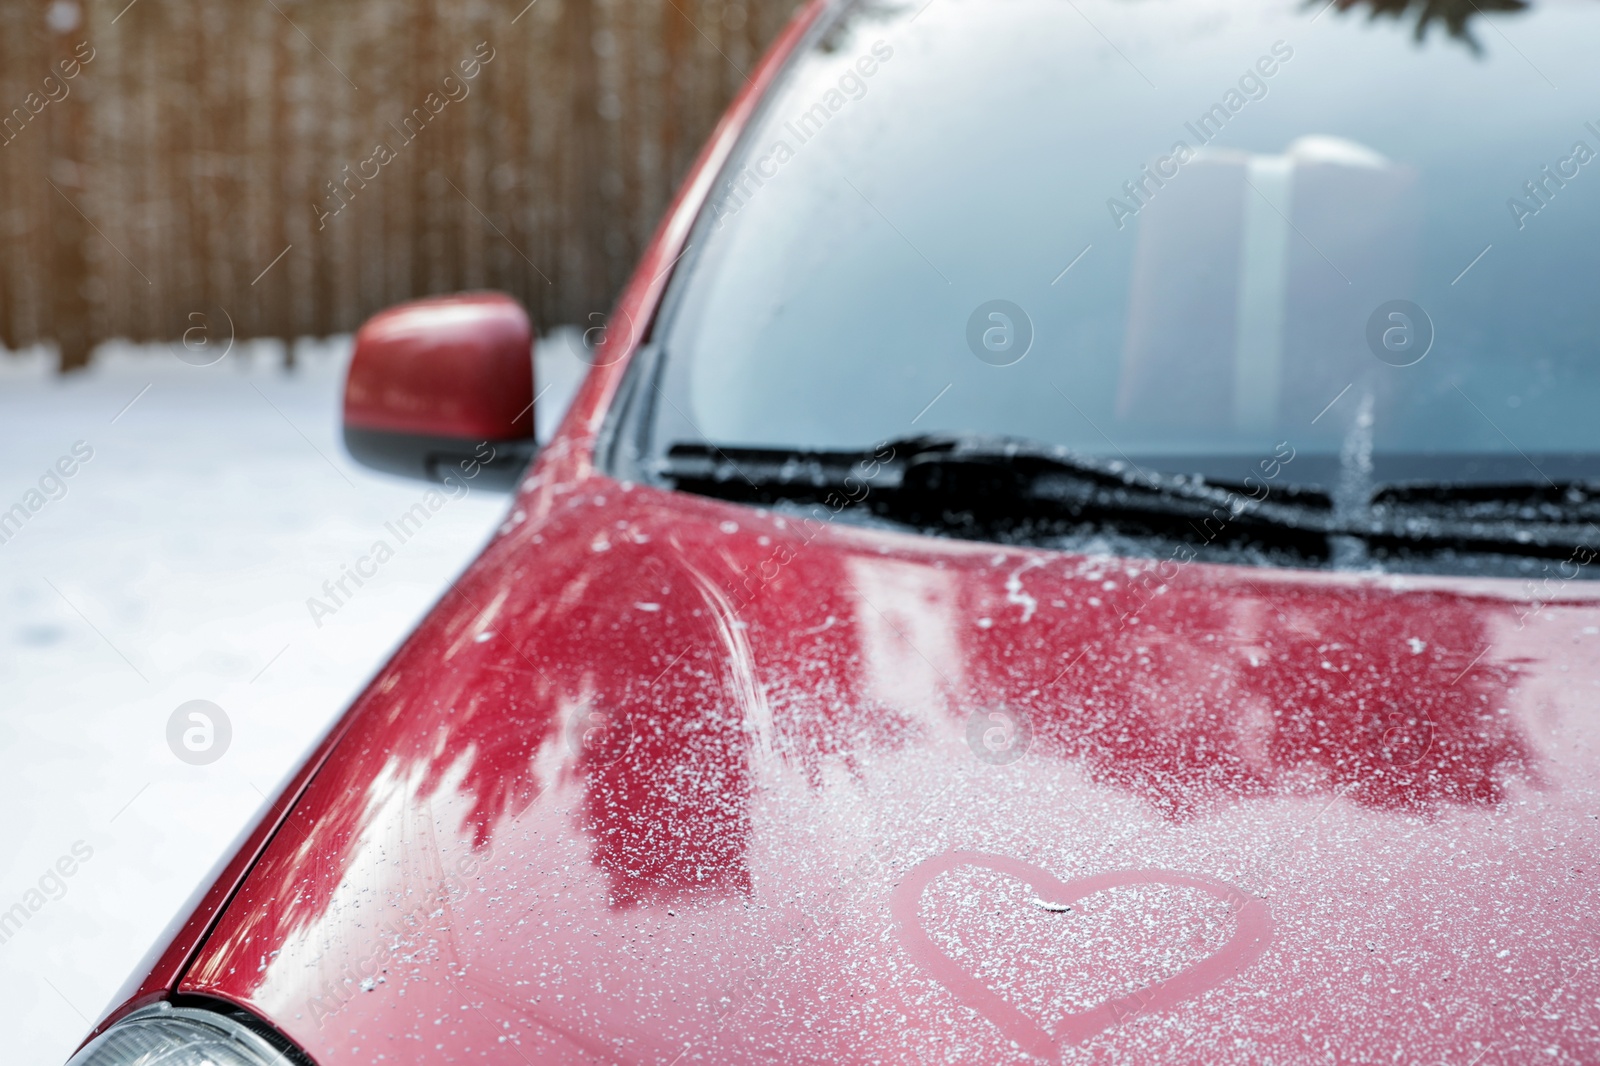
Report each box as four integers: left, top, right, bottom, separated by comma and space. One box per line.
0, 0, 797, 371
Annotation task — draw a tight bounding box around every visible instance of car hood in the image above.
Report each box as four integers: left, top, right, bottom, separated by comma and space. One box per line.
182, 478, 1600, 1064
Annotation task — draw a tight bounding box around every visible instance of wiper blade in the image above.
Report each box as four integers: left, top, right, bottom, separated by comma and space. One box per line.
1372, 480, 1600, 519
881, 435, 1335, 552
661, 434, 1331, 548
1373, 480, 1600, 504
657, 442, 885, 491
662, 434, 1324, 501
890, 433, 1330, 515
1357, 480, 1600, 561
660, 436, 1600, 563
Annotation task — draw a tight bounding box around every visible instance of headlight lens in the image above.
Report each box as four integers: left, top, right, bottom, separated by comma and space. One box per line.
66, 1002, 304, 1066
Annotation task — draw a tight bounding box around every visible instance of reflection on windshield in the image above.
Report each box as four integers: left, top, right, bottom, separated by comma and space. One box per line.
1118, 136, 1414, 440
1325, 0, 1531, 53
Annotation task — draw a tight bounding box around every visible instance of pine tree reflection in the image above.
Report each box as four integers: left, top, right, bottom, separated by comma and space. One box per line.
1317, 0, 1530, 53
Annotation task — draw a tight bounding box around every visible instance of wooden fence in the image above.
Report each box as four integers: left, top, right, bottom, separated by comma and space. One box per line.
0, 0, 796, 369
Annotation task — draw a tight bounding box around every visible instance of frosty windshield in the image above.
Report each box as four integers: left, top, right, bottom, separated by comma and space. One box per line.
644, 0, 1600, 491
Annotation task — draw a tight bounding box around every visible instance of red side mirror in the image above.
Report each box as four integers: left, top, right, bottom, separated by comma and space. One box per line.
343, 292, 536, 487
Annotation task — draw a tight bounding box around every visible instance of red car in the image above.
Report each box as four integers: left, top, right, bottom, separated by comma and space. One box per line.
69, 0, 1600, 1062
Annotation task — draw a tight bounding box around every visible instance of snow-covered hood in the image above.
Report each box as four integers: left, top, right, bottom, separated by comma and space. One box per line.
181, 478, 1600, 1063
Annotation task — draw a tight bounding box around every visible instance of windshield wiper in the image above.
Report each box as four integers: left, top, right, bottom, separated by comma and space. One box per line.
660, 434, 1332, 552
1372, 480, 1600, 515
659, 435, 1600, 565
1358, 480, 1600, 561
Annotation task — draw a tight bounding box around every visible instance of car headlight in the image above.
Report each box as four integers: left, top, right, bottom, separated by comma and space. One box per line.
66, 1002, 309, 1066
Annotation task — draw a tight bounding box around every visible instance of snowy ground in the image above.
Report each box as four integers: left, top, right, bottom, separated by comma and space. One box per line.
0, 329, 588, 1066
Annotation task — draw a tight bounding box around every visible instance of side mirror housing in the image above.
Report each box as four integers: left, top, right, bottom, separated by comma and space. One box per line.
342, 293, 536, 489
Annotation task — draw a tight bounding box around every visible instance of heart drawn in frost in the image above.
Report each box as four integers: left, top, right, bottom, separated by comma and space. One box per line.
891, 851, 1274, 1058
